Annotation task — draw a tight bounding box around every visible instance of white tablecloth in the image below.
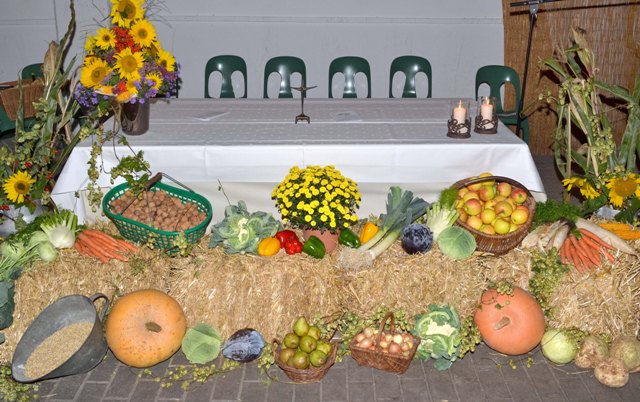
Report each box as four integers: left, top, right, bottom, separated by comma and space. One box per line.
52, 98, 546, 223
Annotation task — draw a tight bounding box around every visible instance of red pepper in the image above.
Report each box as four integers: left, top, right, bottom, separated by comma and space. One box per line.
275, 230, 303, 254
275, 230, 298, 248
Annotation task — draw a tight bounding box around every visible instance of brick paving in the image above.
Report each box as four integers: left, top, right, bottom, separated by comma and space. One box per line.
12, 155, 640, 401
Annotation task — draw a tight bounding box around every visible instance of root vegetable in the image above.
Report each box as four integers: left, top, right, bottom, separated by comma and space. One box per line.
608, 336, 640, 372
594, 357, 629, 388
575, 218, 637, 255
574, 335, 609, 369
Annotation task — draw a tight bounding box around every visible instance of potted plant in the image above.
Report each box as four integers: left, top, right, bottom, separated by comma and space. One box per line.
272, 165, 361, 251
540, 28, 640, 223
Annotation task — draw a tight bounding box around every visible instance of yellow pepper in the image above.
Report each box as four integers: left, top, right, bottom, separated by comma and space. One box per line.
258, 237, 281, 256
359, 221, 379, 244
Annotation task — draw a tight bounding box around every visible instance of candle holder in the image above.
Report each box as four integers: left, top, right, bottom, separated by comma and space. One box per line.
474, 96, 498, 134
447, 100, 471, 139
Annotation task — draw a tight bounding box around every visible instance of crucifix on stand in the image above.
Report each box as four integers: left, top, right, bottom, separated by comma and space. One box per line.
292, 80, 317, 124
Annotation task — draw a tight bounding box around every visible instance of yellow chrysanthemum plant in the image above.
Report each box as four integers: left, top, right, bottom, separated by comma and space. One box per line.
76, 0, 180, 108
541, 28, 640, 223
272, 165, 362, 234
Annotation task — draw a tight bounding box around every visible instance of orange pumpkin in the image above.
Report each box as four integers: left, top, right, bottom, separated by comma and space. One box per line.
105, 289, 187, 368
474, 286, 545, 355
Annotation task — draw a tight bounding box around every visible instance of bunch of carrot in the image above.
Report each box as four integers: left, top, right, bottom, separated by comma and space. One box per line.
74, 229, 139, 263
559, 228, 615, 274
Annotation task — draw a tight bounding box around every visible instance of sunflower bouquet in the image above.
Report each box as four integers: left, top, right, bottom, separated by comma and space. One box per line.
74, 0, 179, 107
272, 165, 361, 233
541, 29, 640, 223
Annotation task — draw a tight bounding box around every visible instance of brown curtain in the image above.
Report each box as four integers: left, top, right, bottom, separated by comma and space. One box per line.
502, 0, 640, 154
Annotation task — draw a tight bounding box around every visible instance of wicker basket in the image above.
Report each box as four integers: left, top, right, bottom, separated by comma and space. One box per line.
273, 339, 338, 383
0, 79, 45, 120
349, 312, 420, 374
451, 175, 536, 255
102, 178, 212, 253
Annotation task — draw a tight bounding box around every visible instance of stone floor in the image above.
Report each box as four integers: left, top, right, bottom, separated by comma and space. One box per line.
7, 155, 640, 401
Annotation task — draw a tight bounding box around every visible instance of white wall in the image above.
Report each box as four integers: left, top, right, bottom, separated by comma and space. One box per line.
0, 0, 504, 99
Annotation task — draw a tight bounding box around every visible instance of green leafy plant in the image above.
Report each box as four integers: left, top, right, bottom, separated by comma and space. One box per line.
414, 304, 462, 371
181, 323, 222, 364
540, 28, 640, 222
208, 201, 282, 254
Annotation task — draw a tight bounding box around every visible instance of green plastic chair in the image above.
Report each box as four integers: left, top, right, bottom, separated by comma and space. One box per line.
21, 63, 44, 81
0, 106, 15, 136
263, 56, 306, 99
328, 56, 371, 98
475, 65, 530, 143
204, 55, 247, 98
389, 56, 432, 98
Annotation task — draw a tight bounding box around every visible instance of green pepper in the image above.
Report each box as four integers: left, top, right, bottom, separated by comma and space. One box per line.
338, 228, 361, 248
302, 235, 326, 259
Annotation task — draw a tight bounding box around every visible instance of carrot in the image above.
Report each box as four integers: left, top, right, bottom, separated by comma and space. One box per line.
600, 247, 616, 263
559, 240, 568, 264
115, 238, 139, 253
77, 234, 124, 262
565, 241, 585, 274
78, 232, 125, 258
80, 231, 122, 254
77, 238, 109, 263
83, 229, 122, 249
569, 235, 594, 272
579, 229, 615, 250
575, 236, 601, 267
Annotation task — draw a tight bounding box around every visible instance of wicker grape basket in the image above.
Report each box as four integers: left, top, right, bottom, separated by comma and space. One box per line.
451, 175, 536, 255
349, 312, 420, 374
273, 339, 339, 383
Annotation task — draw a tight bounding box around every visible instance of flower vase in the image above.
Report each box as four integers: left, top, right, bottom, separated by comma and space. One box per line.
121, 101, 150, 135
302, 229, 340, 254
0, 201, 45, 238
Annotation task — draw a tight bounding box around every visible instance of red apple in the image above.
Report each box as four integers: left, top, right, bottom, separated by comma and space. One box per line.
480, 224, 496, 235
480, 208, 496, 225
466, 215, 483, 230
463, 199, 483, 216
467, 180, 483, 192
510, 208, 529, 225
494, 201, 513, 218
462, 191, 480, 202
510, 188, 528, 205
493, 218, 511, 235
478, 186, 496, 202
496, 182, 512, 197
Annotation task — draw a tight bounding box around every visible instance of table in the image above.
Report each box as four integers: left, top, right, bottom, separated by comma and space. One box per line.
52, 98, 546, 223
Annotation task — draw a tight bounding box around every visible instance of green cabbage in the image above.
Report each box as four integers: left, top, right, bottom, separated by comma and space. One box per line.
181, 323, 222, 364
414, 304, 462, 370
436, 226, 476, 260
209, 201, 282, 254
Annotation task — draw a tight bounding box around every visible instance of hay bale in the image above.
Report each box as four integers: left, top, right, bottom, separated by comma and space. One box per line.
548, 250, 640, 336
0, 247, 171, 363
168, 247, 343, 343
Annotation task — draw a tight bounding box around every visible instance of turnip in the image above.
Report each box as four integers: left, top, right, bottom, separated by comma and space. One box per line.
574, 335, 609, 369
608, 336, 640, 372
594, 357, 629, 388
540, 328, 579, 365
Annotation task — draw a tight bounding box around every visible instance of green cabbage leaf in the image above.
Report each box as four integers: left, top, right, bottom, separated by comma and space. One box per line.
181, 323, 222, 364
436, 226, 476, 260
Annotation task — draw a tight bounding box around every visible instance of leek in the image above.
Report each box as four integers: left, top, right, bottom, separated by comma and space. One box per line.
339, 186, 428, 270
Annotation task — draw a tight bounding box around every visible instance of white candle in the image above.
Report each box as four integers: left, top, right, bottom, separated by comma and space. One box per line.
480, 98, 494, 129
452, 100, 468, 133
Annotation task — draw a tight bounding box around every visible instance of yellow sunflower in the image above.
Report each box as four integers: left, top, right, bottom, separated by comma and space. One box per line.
95, 27, 116, 50
3, 171, 35, 204
84, 35, 97, 52
110, 0, 144, 28
80, 58, 110, 89
561, 177, 599, 199
605, 173, 640, 208
157, 48, 176, 72
146, 72, 163, 89
114, 47, 144, 81
130, 19, 156, 47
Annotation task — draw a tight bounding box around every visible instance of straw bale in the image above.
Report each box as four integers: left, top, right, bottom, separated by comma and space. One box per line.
0, 246, 171, 363
548, 249, 640, 336
167, 246, 343, 343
